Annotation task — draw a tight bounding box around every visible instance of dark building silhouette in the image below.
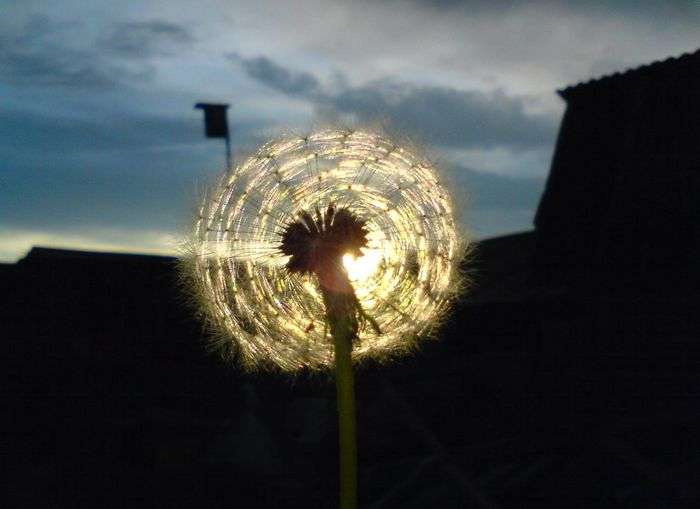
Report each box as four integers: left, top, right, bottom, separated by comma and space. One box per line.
535, 49, 700, 288
3, 49, 700, 507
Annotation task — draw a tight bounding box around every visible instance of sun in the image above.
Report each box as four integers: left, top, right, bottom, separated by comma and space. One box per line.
342, 248, 383, 282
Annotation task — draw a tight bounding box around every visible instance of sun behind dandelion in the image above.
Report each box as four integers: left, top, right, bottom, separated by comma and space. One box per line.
183, 129, 464, 371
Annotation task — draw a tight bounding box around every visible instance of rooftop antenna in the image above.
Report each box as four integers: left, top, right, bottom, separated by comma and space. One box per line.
195, 103, 231, 169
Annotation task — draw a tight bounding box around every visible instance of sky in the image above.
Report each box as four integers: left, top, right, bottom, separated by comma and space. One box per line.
1, 1, 699, 262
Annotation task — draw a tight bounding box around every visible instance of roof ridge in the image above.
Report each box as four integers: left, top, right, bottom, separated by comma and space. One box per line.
558, 47, 700, 99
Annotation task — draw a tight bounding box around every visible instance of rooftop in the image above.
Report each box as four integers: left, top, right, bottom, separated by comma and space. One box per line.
558, 47, 700, 99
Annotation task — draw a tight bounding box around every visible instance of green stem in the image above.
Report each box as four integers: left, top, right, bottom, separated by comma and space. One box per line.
333, 322, 357, 509
320, 269, 359, 509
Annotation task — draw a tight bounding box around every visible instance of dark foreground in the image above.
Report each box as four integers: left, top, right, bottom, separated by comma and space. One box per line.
3, 237, 700, 508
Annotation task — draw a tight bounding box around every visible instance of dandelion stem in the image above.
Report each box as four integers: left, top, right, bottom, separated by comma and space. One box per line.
320, 269, 359, 509
333, 316, 357, 509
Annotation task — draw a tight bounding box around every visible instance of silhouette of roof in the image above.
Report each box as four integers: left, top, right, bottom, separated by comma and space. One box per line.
558, 47, 700, 100
19, 246, 175, 264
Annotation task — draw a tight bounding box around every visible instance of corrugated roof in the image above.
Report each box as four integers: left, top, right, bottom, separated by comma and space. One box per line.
558, 47, 700, 100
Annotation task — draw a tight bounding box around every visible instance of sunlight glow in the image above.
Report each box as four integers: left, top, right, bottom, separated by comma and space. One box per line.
343, 248, 383, 282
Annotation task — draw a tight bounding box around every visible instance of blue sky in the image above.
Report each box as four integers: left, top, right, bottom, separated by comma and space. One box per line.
2, 0, 699, 261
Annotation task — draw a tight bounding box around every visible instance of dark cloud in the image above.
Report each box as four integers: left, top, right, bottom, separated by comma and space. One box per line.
229, 54, 557, 151
0, 15, 127, 89
228, 53, 323, 97
0, 46, 128, 89
389, 0, 700, 18
329, 83, 555, 150
385, 0, 520, 11
0, 15, 192, 90
99, 20, 194, 59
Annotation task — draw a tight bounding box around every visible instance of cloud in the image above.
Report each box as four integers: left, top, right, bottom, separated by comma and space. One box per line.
0, 15, 131, 89
0, 15, 193, 90
386, 0, 700, 19
99, 20, 194, 59
329, 82, 557, 150
229, 53, 557, 151
228, 53, 323, 97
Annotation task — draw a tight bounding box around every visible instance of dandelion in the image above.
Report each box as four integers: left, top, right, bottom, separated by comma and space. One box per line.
181, 128, 465, 507
184, 129, 462, 369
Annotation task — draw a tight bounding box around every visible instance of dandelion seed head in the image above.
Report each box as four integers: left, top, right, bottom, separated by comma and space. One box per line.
183, 129, 465, 371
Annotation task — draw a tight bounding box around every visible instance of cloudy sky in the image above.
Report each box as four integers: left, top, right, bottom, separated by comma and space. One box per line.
1, 0, 698, 262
